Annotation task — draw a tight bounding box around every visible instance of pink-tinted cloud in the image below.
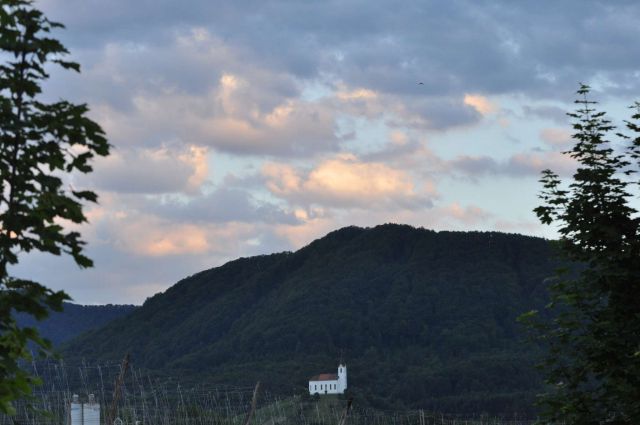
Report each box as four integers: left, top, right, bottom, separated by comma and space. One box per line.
263, 154, 435, 209
464, 94, 497, 115
90, 205, 260, 258
540, 127, 572, 148
139, 225, 210, 257
443, 202, 492, 225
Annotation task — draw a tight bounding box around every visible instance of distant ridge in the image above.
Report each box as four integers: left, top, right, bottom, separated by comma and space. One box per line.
17, 302, 137, 346
63, 224, 560, 415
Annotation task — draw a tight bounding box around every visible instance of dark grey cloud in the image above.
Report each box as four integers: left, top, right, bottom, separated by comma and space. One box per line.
41, 0, 640, 106
362, 139, 425, 163
449, 150, 576, 178
86, 146, 204, 194
142, 188, 300, 225
451, 156, 500, 177
394, 97, 481, 130
522, 105, 569, 125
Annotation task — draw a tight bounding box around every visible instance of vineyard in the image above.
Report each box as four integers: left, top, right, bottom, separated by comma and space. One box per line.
0, 361, 539, 425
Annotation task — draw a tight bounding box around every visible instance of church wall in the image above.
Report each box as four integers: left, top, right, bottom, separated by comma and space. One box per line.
308, 379, 341, 394
308, 364, 347, 395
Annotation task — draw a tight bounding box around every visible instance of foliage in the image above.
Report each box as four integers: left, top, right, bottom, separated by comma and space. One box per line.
0, 0, 109, 414
526, 85, 640, 423
64, 224, 561, 416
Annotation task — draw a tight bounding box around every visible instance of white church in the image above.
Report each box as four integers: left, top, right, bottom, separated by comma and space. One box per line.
308, 364, 347, 395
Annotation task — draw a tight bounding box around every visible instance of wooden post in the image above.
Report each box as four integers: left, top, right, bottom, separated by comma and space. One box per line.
337, 397, 353, 425
242, 381, 261, 425
106, 353, 129, 425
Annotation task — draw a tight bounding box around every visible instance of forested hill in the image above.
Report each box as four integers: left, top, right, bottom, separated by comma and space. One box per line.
17, 303, 137, 346
64, 224, 560, 416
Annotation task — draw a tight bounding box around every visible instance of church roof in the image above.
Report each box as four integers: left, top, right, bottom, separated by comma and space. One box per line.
309, 373, 338, 381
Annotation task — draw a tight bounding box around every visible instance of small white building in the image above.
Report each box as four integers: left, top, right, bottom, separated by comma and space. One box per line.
308, 364, 347, 395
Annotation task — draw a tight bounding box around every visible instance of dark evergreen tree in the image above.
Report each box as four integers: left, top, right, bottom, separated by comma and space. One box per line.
527, 85, 640, 424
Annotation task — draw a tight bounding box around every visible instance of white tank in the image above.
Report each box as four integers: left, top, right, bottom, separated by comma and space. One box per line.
70, 395, 82, 425
69, 394, 100, 425
83, 394, 100, 425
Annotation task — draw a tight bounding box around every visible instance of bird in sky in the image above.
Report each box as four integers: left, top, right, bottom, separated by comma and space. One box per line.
417, 82, 424, 85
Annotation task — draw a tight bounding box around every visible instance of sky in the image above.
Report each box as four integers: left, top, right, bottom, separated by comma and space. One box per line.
11, 0, 640, 305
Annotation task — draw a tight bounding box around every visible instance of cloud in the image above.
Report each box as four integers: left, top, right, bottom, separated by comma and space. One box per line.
42, 0, 640, 103
505, 151, 577, 176
450, 156, 500, 177
11, 216, 296, 304
273, 215, 338, 250
492, 218, 544, 235
43, 28, 343, 158
464, 94, 497, 115
88, 145, 208, 194
44, 2, 630, 160
142, 188, 299, 225
540, 128, 572, 148
136, 224, 210, 257
385, 96, 482, 130
449, 150, 577, 178
263, 154, 435, 209
305, 155, 414, 202
20, 0, 640, 305
441, 203, 492, 225
522, 105, 569, 124
88, 68, 340, 157
335, 86, 378, 102
82, 200, 274, 259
